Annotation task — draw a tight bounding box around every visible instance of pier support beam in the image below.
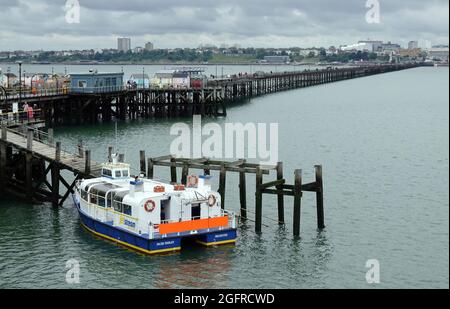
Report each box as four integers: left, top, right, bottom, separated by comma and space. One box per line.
147, 158, 154, 179
255, 167, 263, 234
170, 157, 177, 183
0, 126, 7, 194
276, 162, 285, 224
219, 164, 226, 210
315, 165, 325, 230
293, 169, 302, 237
239, 160, 247, 220
25, 152, 33, 201
84, 149, 91, 175
51, 142, 62, 207
181, 163, 189, 185
140, 150, 146, 175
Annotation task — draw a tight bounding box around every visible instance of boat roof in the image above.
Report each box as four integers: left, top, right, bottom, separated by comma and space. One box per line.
101, 162, 130, 169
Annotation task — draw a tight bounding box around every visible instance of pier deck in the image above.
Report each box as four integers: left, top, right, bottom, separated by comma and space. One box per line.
0, 62, 423, 126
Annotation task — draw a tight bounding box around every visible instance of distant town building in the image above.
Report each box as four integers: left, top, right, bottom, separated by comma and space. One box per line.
172, 71, 190, 89
70, 71, 124, 93
145, 42, 154, 51
133, 47, 144, 54
358, 40, 383, 52
129, 73, 150, 88
428, 46, 449, 62
408, 41, 419, 50
263, 55, 290, 64
381, 42, 401, 53
399, 48, 422, 59
117, 38, 131, 52
151, 70, 176, 89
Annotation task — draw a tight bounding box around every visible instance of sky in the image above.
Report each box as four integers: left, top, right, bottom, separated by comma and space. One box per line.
0, 0, 448, 51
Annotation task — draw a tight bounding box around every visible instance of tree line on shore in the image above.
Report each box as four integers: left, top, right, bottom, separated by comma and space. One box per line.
1, 48, 388, 64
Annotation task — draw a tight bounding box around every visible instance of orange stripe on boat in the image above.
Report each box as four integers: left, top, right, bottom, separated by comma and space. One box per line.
159, 216, 229, 234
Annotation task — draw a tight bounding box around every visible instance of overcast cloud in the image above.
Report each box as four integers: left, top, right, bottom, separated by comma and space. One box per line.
0, 0, 448, 50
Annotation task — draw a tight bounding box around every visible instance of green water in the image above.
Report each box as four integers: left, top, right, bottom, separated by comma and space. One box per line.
0, 66, 448, 289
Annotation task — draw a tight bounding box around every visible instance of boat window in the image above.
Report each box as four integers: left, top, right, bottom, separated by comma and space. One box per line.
98, 196, 106, 207
192, 203, 201, 220
122, 170, 129, 177
123, 204, 132, 216
102, 169, 112, 177
90, 193, 98, 205
113, 200, 123, 213
112, 190, 129, 213
81, 189, 88, 201
115, 170, 122, 178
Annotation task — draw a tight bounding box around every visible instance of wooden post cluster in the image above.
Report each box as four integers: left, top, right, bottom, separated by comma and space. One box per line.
142, 155, 325, 236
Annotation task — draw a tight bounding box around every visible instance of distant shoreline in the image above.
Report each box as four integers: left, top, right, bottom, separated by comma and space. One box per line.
0, 61, 327, 66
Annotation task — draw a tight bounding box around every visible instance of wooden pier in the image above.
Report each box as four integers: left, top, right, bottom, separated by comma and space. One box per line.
0, 63, 422, 127
0, 125, 324, 236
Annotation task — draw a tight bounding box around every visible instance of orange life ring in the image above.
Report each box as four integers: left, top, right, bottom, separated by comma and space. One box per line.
144, 200, 156, 212
208, 195, 217, 207
174, 184, 185, 191
187, 175, 199, 188
154, 185, 165, 193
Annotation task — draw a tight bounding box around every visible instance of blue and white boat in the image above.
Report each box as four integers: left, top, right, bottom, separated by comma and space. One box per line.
73, 155, 237, 255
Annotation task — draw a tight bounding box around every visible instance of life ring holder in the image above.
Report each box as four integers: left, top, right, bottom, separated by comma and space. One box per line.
187, 175, 199, 188
144, 200, 156, 212
208, 195, 217, 207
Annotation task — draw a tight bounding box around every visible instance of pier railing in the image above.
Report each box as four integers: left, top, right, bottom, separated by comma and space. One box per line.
0, 109, 44, 127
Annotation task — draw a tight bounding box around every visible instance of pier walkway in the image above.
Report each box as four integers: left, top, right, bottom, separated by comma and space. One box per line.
0, 124, 102, 207
0, 62, 423, 126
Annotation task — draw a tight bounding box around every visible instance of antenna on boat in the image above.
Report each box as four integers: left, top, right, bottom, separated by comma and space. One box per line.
114, 119, 118, 154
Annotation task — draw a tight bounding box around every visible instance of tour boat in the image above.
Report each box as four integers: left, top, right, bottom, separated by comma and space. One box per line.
72, 155, 237, 255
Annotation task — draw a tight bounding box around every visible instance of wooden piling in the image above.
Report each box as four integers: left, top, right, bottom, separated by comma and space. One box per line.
147, 158, 154, 179
255, 166, 263, 233
48, 128, 54, 145
140, 150, 146, 175
276, 162, 285, 224
219, 164, 226, 210
27, 129, 33, 151
55, 142, 61, 162
1, 125, 7, 141
118, 154, 125, 163
51, 162, 60, 207
0, 141, 6, 194
108, 146, 113, 162
84, 150, 91, 175
239, 159, 247, 220
25, 152, 33, 201
315, 165, 325, 230
181, 163, 189, 185
170, 157, 177, 183
77, 139, 84, 158
293, 169, 302, 237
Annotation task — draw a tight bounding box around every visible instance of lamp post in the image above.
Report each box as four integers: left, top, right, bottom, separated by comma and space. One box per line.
142, 67, 145, 89
7, 67, 10, 89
